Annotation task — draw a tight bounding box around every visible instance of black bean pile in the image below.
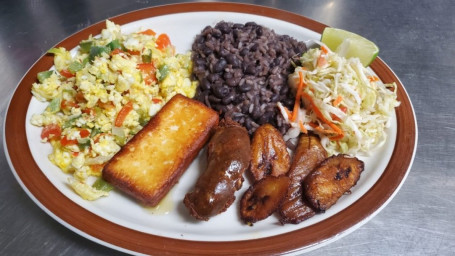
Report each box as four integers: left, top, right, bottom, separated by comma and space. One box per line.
192, 21, 307, 135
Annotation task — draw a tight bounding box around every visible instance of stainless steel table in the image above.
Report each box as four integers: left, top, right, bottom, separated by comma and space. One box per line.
1, 0, 453, 255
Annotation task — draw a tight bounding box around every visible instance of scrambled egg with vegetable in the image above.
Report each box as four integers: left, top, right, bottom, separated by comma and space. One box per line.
30, 20, 197, 200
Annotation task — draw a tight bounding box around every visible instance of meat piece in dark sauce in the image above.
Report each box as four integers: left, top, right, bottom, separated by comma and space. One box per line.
183, 119, 251, 221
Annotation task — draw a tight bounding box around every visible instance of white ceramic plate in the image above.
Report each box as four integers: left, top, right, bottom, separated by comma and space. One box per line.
5, 3, 417, 255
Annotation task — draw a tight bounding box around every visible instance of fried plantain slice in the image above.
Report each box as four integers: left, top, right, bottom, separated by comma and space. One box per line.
279, 134, 327, 224
278, 195, 316, 224
303, 154, 364, 212
287, 134, 328, 182
240, 175, 290, 224
250, 124, 291, 182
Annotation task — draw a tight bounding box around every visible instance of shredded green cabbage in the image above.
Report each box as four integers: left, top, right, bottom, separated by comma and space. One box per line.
279, 44, 400, 155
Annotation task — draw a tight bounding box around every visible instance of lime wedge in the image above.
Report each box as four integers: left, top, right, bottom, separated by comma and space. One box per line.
321, 27, 379, 67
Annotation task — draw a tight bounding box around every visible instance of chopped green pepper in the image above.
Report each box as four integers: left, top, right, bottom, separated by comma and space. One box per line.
106, 39, 122, 51
158, 64, 169, 82
68, 61, 84, 73
89, 46, 111, 62
77, 137, 91, 150
92, 178, 114, 192
90, 127, 102, 138
37, 70, 54, 83
134, 108, 149, 126
114, 135, 126, 146
79, 40, 93, 53
46, 97, 61, 113
47, 48, 62, 54
62, 115, 80, 129
141, 49, 152, 63
93, 107, 103, 117
62, 88, 76, 97
82, 57, 89, 67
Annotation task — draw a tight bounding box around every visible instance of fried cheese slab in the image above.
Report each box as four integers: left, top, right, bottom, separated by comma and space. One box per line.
103, 94, 219, 206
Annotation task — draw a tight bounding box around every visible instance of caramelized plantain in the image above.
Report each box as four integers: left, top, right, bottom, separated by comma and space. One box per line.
287, 134, 328, 182
250, 124, 291, 182
240, 175, 290, 224
279, 134, 328, 224
279, 196, 316, 224
303, 154, 364, 211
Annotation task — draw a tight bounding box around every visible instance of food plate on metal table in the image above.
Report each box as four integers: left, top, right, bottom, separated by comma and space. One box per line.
4, 2, 417, 255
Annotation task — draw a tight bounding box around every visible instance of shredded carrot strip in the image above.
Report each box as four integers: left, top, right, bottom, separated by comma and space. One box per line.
317, 54, 327, 67
301, 92, 344, 140
317, 46, 329, 67
314, 126, 324, 133
326, 121, 344, 138
330, 133, 345, 141
298, 120, 307, 134
314, 126, 338, 135
333, 95, 343, 106
325, 129, 338, 135
330, 113, 342, 122
284, 107, 293, 120
309, 122, 319, 128
321, 45, 329, 54
291, 72, 305, 122
301, 92, 327, 122
368, 75, 380, 82
339, 105, 348, 113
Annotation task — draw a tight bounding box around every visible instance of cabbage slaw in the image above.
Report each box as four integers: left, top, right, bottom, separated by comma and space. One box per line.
278, 43, 400, 156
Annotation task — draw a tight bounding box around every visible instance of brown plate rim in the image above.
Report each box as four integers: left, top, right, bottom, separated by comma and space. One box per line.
4, 2, 417, 255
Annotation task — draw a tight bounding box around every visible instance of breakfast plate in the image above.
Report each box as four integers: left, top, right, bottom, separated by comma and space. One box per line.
4, 3, 417, 255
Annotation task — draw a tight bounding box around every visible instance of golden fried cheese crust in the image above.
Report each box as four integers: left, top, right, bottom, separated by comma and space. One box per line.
103, 94, 219, 206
